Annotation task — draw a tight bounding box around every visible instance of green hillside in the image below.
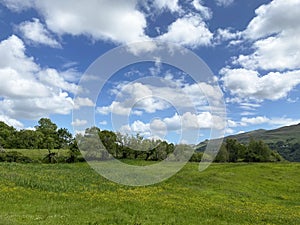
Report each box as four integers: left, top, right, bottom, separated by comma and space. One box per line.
227, 123, 300, 144
196, 123, 300, 162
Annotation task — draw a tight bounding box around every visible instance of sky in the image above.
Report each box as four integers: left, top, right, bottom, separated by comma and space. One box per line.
0, 0, 300, 144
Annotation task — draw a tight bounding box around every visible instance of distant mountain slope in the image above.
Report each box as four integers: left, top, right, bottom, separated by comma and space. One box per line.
196, 123, 300, 162
227, 123, 300, 144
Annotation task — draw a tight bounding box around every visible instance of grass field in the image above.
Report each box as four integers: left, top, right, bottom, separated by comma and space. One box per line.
0, 162, 299, 225
6, 149, 70, 161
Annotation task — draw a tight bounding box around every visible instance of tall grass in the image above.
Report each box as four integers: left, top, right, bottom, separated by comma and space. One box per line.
0, 162, 299, 224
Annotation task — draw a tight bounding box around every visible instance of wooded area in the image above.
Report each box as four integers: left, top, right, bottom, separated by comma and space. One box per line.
0, 118, 283, 163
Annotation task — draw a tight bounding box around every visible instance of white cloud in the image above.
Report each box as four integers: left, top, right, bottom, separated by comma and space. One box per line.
230, 116, 300, 128
0, 68, 50, 98
235, 0, 300, 70
153, 0, 181, 13
215, 28, 241, 43
157, 14, 213, 48
97, 100, 149, 116
267, 117, 300, 127
239, 102, 261, 111
99, 120, 107, 126
0, 35, 77, 122
97, 76, 223, 116
18, 18, 61, 48
3, 0, 149, 44
3, 0, 217, 51
73, 97, 95, 109
0, 114, 23, 129
120, 120, 151, 137
227, 119, 238, 128
119, 111, 225, 140
38, 68, 78, 94
192, 0, 212, 20
165, 111, 222, 130
244, 0, 300, 40
241, 116, 269, 125
0, 35, 38, 74
215, 0, 234, 7
150, 119, 167, 136
0, 0, 34, 12
97, 82, 169, 115
71, 119, 87, 127
220, 68, 300, 101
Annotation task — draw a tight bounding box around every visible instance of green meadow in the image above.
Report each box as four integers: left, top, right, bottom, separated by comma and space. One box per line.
0, 162, 299, 225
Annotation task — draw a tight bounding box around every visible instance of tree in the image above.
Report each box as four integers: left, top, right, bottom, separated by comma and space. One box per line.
190, 152, 204, 162
0, 143, 5, 153
79, 127, 110, 160
99, 130, 117, 158
15, 130, 43, 149
246, 138, 272, 162
35, 118, 59, 149
215, 144, 229, 162
57, 128, 73, 149
127, 134, 144, 159
153, 141, 169, 160
225, 139, 239, 162
0, 121, 16, 148
66, 139, 81, 163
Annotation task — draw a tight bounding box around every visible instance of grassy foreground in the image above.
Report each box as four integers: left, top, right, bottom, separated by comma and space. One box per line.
0, 162, 299, 225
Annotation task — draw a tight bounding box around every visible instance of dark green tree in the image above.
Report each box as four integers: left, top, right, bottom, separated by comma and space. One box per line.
57, 128, 73, 149
225, 139, 239, 162
215, 144, 229, 162
0, 121, 16, 148
35, 118, 59, 149
246, 138, 272, 162
66, 139, 81, 163
99, 130, 117, 158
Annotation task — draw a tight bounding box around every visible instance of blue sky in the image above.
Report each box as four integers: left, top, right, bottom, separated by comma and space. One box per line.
0, 0, 300, 144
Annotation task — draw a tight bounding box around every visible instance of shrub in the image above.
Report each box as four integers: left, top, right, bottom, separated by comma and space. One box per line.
0, 151, 32, 163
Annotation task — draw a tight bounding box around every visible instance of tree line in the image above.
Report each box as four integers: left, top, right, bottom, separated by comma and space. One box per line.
0, 118, 283, 163
0, 118, 72, 149
213, 138, 283, 162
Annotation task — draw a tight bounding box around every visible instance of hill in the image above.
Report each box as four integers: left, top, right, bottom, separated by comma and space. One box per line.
227, 123, 300, 144
196, 123, 300, 162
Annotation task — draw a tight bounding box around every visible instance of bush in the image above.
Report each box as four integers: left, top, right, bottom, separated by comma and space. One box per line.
189, 152, 203, 162
0, 151, 32, 163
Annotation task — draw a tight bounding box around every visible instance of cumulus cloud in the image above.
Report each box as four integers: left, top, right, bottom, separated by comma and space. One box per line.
153, 0, 181, 13
97, 82, 167, 115
0, 114, 24, 129
227, 116, 300, 129
3, 0, 149, 44
97, 76, 223, 116
240, 116, 269, 125
2, 0, 217, 50
18, 18, 61, 48
217, 0, 300, 116
234, 0, 300, 70
119, 111, 225, 140
71, 119, 88, 127
0, 34, 38, 74
0, 35, 77, 123
215, 28, 242, 43
157, 14, 213, 48
220, 68, 300, 101
73, 97, 95, 109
